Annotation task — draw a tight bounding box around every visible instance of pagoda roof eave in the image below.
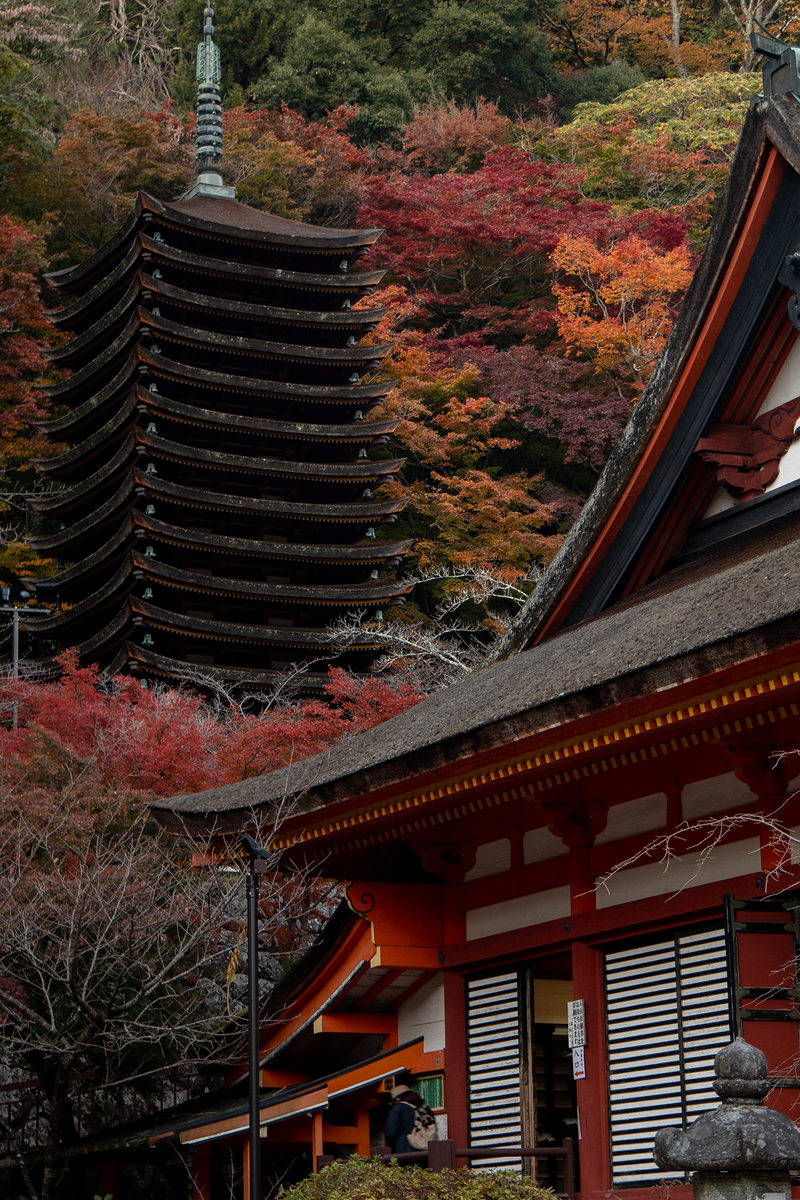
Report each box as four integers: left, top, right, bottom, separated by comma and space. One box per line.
136, 389, 399, 442
137, 351, 393, 404
126, 643, 331, 689
48, 301, 391, 370
135, 309, 391, 365
131, 597, 385, 648
46, 192, 383, 293
36, 395, 138, 475
27, 477, 133, 553
41, 520, 132, 590
133, 513, 413, 563
42, 311, 391, 391
134, 469, 406, 521
131, 553, 414, 604
31, 437, 134, 511
47, 273, 388, 353
37, 418, 404, 483
37, 384, 399, 445
46, 235, 384, 330
135, 430, 405, 482
39, 345, 392, 405
27, 559, 133, 632
154, 193, 382, 252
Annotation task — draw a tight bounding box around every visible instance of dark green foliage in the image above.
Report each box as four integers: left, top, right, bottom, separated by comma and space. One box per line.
280, 1158, 558, 1200
558, 59, 646, 117
404, 1, 555, 107
250, 16, 420, 143
0, 47, 56, 222
169, 0, 555, 140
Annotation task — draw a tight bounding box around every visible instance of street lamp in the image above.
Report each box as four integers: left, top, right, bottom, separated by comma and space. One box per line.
242, 834, 270, 1200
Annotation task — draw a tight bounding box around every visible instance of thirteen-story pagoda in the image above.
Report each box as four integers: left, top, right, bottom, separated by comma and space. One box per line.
25, 6, 412, 689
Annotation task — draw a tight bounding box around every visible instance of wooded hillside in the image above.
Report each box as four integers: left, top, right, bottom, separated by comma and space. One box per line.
0, 0, 768, 633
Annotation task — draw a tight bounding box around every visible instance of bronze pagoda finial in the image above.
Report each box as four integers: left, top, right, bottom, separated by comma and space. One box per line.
184, 3, 236, 199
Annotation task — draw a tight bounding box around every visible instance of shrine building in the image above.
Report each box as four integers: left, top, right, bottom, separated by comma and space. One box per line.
23, 6, 411, 689
136, 60, 800, 1200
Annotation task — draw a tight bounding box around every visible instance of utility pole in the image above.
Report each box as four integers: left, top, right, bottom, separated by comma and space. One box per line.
243, 834, 270, 1200
1, 595, 52, 727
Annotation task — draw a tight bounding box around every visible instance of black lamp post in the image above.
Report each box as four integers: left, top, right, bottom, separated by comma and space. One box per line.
243, 834, 270, 1200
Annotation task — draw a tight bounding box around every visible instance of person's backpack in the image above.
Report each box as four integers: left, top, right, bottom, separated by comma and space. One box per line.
403, 1100, 439, 1150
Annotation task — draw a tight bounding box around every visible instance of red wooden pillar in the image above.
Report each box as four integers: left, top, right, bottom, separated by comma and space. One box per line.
443, 970, 468, 1160
569, 846, 596, 915
311, 1111, 324, 1172
96, 1162, 119, 1200
242, 1137, 251, 1200
192, 1147, 211, 1200
356, 1108, 371, 1157
570, 940, 609, 1200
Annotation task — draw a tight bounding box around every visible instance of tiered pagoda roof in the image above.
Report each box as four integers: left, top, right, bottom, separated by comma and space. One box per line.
26, 155, 412, 687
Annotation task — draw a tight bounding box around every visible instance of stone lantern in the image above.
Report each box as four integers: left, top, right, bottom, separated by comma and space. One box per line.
655, 1039, 800, 1200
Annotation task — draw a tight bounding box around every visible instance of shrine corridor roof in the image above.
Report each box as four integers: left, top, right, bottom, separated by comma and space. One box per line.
153, 516, 800, 826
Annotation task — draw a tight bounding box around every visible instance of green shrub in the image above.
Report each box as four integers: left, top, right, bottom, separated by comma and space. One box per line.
279, 1157, 558, 1200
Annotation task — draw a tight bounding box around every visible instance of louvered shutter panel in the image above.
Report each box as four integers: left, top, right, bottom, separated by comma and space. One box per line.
678, 928, 731, 1122
605, 928, 730, 1186
466, 971, 522, 1169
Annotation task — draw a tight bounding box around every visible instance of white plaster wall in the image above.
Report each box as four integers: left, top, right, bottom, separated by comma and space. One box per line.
464, 838, 511, 882
523, 825, 567, 863
787, 825, 800, 863
681, 771, 753, 820
466, 884, 571, 940
595, 792, 667, 845
396, 970, 445, 1052
596, 836, 760, 909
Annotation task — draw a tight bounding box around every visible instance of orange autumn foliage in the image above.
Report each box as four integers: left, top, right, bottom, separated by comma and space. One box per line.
551, 233, 693, 397
360, 287, 562, 572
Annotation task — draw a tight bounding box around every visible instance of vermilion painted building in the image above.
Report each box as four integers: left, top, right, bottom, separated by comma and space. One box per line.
148, 75, 800, 1200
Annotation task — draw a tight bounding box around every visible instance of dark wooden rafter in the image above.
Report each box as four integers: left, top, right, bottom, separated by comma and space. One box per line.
26, 190, 410, 686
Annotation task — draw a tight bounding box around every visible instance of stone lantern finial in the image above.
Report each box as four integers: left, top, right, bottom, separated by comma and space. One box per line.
655, 1038, 800, 1200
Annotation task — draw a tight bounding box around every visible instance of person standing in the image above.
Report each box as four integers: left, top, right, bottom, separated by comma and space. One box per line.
385, 1084, 438, 1154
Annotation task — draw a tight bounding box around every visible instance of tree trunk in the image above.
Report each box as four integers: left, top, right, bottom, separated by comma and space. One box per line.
39, 1060, 76, 1200
670, 0, 689, 77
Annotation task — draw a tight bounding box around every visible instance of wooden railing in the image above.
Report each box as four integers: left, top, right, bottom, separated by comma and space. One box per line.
317, 1137, 575, 1198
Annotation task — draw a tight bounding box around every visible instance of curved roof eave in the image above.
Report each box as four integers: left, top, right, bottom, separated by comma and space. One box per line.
25, 558, 133, 632
130, 597, 384, 648
131, 552, 415, 603
134, 469, 407, 520
134, 512, 413, 562
151, 521, 800, 828
126, 643, 332, 688
28, 475, 133, 551
37, 394, 137, 475
138, 430, 405, 481
46, 236, 384, 330
31, 437, 134, 510
137, 389, 399, 442
46, 192, 383, 293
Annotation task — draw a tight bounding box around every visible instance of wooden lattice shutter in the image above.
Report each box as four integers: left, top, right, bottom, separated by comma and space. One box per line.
466, 971, 522, 1168
605, 927, 731, 1186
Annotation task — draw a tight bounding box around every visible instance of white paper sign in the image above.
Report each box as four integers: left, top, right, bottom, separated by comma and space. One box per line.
572, 1046, 586, 1079
567, 999, 586, 1048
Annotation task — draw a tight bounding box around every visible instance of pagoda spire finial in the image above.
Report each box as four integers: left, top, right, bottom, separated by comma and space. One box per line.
183, 3, 236, 200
